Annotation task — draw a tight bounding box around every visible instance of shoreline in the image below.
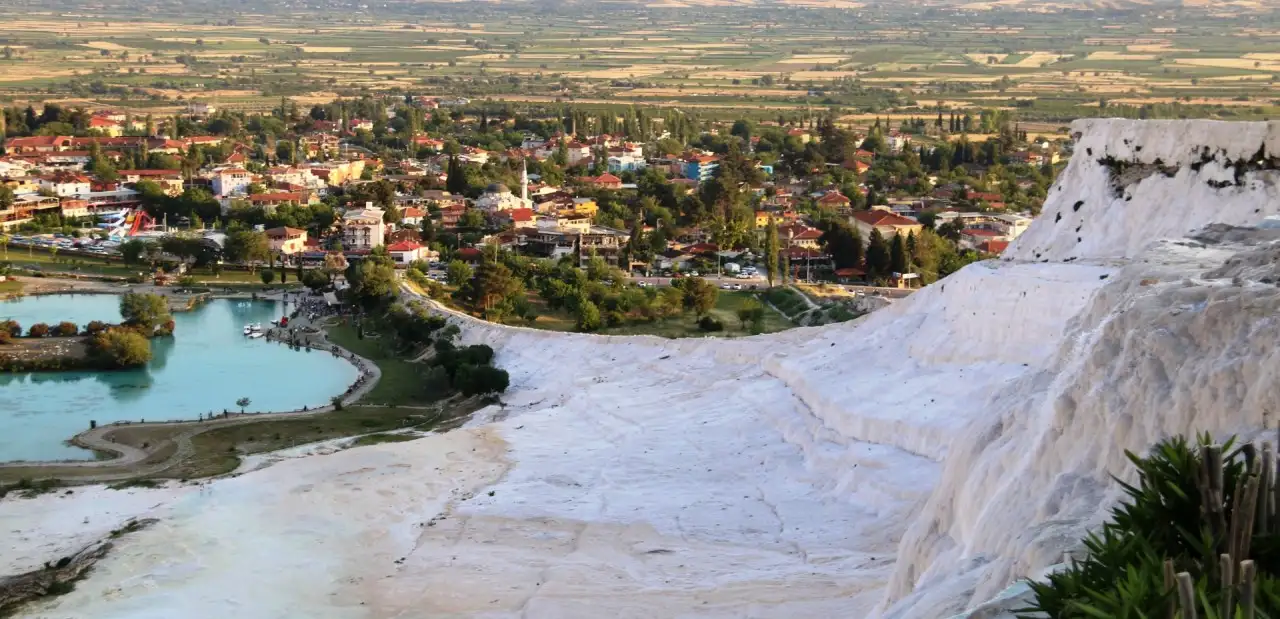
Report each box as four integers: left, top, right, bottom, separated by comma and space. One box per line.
0, 298, 378, 472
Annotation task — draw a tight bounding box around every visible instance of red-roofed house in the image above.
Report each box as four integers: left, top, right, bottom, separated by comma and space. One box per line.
850, 210, 923, 239
401, 207, 426, 227
502, 207, 535, 227
584, 173, 623, 190
5, 135, 73, 154
89, 116, 123, 137
265, 227, 308, 254
455, 246, 483, 264
959, 227, 1005, 250
387, 240, 436, 266
817, 191, 852, 212
248, 192, 305, 212
843, 159, 871, 174
978, 239, 1010, 255
834, 267, 866, 283
779, 224, 823, 249
440, 203, 466, 229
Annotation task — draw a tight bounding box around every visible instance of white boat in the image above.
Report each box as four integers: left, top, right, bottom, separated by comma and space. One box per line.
242, 324, 252, 335
248, 332, 265, 339
251, 323, 264, 333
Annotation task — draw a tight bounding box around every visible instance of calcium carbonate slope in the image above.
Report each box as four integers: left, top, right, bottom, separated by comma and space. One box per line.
6, 119, 1280, 619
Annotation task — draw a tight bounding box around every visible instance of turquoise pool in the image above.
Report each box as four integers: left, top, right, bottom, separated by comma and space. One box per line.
0, 294, 359, 462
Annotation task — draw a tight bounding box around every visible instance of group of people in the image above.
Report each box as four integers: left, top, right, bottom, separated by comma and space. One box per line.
291, 292, 339, 323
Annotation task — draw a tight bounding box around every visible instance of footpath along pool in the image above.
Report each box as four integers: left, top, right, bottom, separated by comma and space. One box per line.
0, 294, 359, 462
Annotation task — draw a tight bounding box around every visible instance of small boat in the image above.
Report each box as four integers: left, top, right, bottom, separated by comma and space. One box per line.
248, 332, 265, 339
251, 323, 264, 333
242, 324, 252, 335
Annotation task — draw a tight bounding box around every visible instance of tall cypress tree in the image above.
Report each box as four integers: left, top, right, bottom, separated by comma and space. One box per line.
765, 218, 780, 288
446, 156, 466, 195
866, 228, 890, 281
889, 232, 908, 275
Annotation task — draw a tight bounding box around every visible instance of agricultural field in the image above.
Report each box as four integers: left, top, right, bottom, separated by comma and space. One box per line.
0, 1, 1274, 126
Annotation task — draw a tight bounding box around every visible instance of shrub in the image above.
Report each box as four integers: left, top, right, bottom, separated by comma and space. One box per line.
83, 320, 109, 335
90, 329, 152, 368
1022, 434, 1280, 618
605, 310, 625, 327
178, 275, 198, 287
301, 268, 329, 291
27, 323, 50, 338
52, 321, 79, 337
456, 344, 494, 367
455, 364, 510, 396
119, 292, 172, 334
0, 320, 19, 337
0, 329, 9, 345
575, 299, 601, 332
261, 270, 275, 285
698, 316, 724, 332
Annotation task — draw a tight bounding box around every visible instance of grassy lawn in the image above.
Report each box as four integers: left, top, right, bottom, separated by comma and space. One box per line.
762, 287, 811, 320
163, 404, 462, 479
0, 279, 23, 296
598, 291, 793, 338
480, 288, 794, 338
324, 321, 435, 406
350, 432, 420, 447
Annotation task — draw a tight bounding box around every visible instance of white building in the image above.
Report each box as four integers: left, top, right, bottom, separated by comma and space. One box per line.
607, 154, 647, 173
342, 205, 386, 250
212, 168, 253, 197
475, 162, 533, 212
39, 174, 91, 197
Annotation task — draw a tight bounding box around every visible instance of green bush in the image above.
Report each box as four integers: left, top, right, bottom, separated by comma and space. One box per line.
1022, 434, 1280, 618
27, 322, 50, 338
53, 321, 79, 337
698, 316, 725, 332
454, 364, 510, 396
89, 329, 153, 368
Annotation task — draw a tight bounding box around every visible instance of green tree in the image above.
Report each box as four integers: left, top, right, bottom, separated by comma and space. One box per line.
0, 186, 13, 209
91, 329, 152, 368
736, 298, 764, 330
678, 277, 718, 317
466, 259, 520, 317
459, 208, 485, 230
765, 218, 779, 288
53, 321, 79, 337
447, 260, 474, 286
119, 292, 172, 334
865, 229, 890, 281
120, 239, 147, 265
261, 270, 276, 285
352, 257, 397, 307
236, 397, 251, 413
224, 230, 271, 272
820, 220, 864, 270
27, 323, 50, 337
301, 268, 329, 291
889, 233, 909, 275
575, 298, 602, 332
0, 232, 8, 258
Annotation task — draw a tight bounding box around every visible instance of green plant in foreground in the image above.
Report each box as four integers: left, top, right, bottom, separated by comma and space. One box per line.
1022, 434, 1280, 619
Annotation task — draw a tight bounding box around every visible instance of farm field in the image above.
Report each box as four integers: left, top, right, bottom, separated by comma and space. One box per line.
0, 1, 1273, 126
